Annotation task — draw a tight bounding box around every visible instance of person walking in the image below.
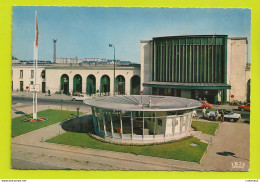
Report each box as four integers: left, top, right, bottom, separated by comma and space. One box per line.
221, 110, 225, 122
202, 108, 206, 118
215, 110, 219, 121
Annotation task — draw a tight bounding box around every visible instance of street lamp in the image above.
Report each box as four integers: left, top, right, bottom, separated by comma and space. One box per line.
109, 44, 116, 95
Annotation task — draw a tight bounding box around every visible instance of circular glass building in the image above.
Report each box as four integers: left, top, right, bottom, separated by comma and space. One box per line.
84, 95, 201, 142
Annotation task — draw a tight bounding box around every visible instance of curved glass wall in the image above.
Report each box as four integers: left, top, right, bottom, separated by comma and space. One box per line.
91, 107, 193, 141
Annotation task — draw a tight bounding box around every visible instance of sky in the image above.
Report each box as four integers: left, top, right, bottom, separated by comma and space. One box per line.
12, 7, 251, 63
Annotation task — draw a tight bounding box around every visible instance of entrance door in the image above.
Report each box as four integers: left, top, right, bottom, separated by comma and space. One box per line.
20, 81, 23, 91
103, 85, 108, 93
118, 85, 124, 95
42, 82, 46, 93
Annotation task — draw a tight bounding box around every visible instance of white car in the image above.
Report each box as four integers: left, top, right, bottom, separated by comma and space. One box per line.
207, 110, 241, 122
72, 94, 88, 101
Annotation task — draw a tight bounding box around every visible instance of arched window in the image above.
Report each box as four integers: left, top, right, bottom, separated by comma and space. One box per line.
115, 75, 125, 95
130, 75, 140, 95
73, 74, 82, 93
87, 74, 96, 95
100, 75, 110, 93
60, 74, 69, 95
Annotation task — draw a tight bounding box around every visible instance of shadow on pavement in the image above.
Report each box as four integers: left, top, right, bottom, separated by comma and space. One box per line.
14, 111, 26, 115
216, 151, 237, 158
243, 120, 250, 124
61, 115, 94, 133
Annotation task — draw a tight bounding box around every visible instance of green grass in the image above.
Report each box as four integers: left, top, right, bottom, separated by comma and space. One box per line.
192, 121, 219, 135
47, 132, 208, 162
12, 109, 82, 137
12, 103, 17, 105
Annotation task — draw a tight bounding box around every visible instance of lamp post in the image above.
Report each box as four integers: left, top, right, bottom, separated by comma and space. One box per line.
109, 44, 116, 95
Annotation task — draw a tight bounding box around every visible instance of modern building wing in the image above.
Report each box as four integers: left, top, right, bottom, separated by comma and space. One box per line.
141, 35, 250, 104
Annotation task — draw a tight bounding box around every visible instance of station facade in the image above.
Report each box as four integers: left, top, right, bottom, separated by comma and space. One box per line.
141, 35, 251, 104
12, 35, 250, 104
12, 64, 140, 96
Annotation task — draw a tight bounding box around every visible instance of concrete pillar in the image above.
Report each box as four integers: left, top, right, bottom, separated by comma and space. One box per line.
69, 75, 73, 93
82, 76, 86, 94
125, 76, 130, 95
96, 76, 101, 94
111, 75, 115, 95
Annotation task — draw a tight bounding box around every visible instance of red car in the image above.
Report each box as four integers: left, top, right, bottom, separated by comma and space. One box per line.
238, 103, 250, 111
200, 100, 212, 109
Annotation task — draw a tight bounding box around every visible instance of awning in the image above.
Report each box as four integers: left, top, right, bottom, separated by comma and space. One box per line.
143, 81, 231, 90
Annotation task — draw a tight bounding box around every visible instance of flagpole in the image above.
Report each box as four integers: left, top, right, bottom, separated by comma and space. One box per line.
33, 11, 38, 120
33, 41, 35, 117
35, 11, 38, 119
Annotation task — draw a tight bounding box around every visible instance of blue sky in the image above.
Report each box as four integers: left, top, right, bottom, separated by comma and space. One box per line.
12, 7, 251, 63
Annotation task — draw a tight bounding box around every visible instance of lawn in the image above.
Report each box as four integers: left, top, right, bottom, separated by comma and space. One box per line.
47, 132, 208, 162
192, 121, 219, 135
12, 109, 82, 137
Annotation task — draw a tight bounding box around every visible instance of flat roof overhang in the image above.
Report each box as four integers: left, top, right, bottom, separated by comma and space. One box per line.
143, 82, 231, 90
84, 95, 202, 112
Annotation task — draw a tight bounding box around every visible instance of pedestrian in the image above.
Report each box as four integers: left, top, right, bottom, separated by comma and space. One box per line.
76, 107, 80, 117
215, 110, 219, 121
221, 110, 225, 122
48, 89, 51, 96
202, 108, 206, 118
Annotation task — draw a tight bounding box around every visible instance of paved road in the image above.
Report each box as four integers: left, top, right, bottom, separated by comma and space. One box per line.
12, 96, 86, 108
12, 158, 66, 170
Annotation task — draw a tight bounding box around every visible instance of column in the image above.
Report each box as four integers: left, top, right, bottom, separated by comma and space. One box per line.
110, 111, 114, 137
69, 75, 73, 93
82, 76, 86, 94
120, 111, 123, 138
172, 117, 176, 137
142, 112, 145, 139
103, 111, 107, 136
131, 111, 133, 139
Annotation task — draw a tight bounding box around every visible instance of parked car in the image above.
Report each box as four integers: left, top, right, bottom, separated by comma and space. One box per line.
199, 100, 212, 109
72, 94, 88, 101
238, 103, 250, 111
207, 110, 241, 122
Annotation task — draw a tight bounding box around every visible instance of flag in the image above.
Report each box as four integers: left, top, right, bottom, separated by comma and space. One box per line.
35, 15, 39, 46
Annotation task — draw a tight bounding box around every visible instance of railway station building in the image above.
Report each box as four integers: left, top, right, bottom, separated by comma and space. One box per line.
140, 35, 250, 104
12, 35, 250, 104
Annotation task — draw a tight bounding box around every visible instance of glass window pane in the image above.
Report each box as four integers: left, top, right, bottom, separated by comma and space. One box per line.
112, 110, 121, 133
97, 108, 104, 132
122, 111, 131, 134
105, 110, 112, 132
144, 111, 155, 135
155, 117, 165, 135
133, 111, 143, 135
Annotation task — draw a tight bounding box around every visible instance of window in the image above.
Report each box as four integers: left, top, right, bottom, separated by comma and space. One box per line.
20, 70, 23, 78
30, 81, 34, 85
158, 118, 162, 126
31, 70, 34, 78
41, 70, 45, 78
